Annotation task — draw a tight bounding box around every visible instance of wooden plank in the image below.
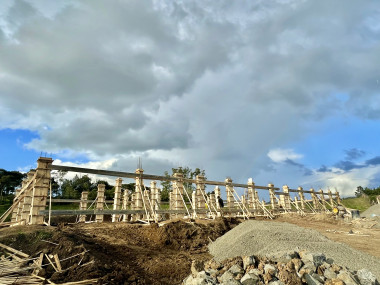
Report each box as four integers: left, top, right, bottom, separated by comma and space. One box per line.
0, 242, 29, 258
53, 254, 62, 271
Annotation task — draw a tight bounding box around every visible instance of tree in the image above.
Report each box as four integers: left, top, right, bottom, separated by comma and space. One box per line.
160, 167, 206, 201
355, 186, 364, 197
0, 169, 26, 202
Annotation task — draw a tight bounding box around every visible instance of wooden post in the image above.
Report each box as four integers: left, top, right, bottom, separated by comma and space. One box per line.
268, 183, 276, 210
11, 188, 21, 223
112, 178, 123, 222
95, 184, 105, 223
29, 158, 53, 225
79, 191, 88, 222
298, 187, 305, 210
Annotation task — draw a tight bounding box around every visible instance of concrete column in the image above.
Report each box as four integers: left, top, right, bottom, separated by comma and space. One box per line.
11, 188, 21, 223
210, 193, 216, 211
282, 185, 291, 210
335, 190, 341, 204
294, 196, 299, 211
254, 191, 260, 212
225, 178, 234, 212
150, 181, 158, 210
247, 178, 255, 209
268, 183, 276, 210
328, 189, 334, 207
310, 188, 319, 210
112, 178, 123, 222
96, 184, 105, 223
192, 190, 197, 211
79, 191, 88, 222
134, 168, 144, 220
319, 189, 326, 209
122, 189, 130, 222
298, 187, 305, 210
29, 157, 53, 225
173, 173, 185, 218
196, 175, 206, 218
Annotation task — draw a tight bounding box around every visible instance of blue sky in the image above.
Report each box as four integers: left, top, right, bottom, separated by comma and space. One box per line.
1, 0, 380, 197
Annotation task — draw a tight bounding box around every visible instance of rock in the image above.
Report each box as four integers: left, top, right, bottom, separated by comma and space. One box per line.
184, 274, 194, 285
243, 256, 256, 270
192, 260, 205, 277
190, 271, 217, 285
304, 273, 322, 285
248, 269, 262, 276
228, 264, 244, 276
268, 281, 284, 285
264, 264, 277, 275
219, 271, 241, 285
337, 270, 359, 285
205, 259, 222, 271
291, 258, 303, 272
299, 262, 317, 276
331, 264, 341, 273
301, 252, 326, 267
356, 269, 379, 285
325, 278, 345, 285
271, 251, 299, 263
240, 273, 260, 285
311, 273, 325, 283
324, 267, 337, 280
326, 258, 334, 264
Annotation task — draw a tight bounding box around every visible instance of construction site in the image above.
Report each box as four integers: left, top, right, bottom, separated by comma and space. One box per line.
0, 157, 379, 284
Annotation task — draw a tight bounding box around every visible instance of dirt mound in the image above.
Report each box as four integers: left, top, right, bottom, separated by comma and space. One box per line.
0, 218, 240, 284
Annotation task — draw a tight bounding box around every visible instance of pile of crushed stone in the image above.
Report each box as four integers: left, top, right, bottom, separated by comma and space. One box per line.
184, 251, 379, 285
361, 204, 380, 218
208, 220, 380, 279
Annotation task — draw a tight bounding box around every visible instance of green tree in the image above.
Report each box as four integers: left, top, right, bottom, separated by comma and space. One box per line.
160, 167, 206, 202
0, 169, 26, 202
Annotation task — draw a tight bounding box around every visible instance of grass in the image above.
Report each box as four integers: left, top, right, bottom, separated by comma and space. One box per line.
341, 196, 372, 212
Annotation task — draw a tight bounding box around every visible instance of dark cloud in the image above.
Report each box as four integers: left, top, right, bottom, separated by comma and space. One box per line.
344, 148, 366, 160
285, 159, 312, 176
366, 156, 380, 166
334, 160, 365, 171
317, 165, 332, 173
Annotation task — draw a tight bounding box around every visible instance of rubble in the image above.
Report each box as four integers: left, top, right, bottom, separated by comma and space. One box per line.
183, 251, 380, 285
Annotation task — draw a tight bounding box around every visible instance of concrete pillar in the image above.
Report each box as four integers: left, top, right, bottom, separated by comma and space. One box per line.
335, 190, 341, 204
79, 191, 88, 222
298, 187, 305, 210
172, 173, 185, 218
29, 157, 53, 225
328, 189, 334, 207
319, 189, 326, 209
122, 189, 130, 222
268, 183, 276, 210
247, 178, 255, 209
11, 188, 21, 223
214, 186, 221, 208
310, 188, 319, 210
254, 191, 260, 212
192, 190, 197, 211
210, 193, 216, 211
282, 185, 291, 210
225, 178, 234, 212
112, 178, 123, 222
196, 175, 206, 218
294, 196, 299, 211
134, 168, 144, 220
95, 184, 105, 223
150, 181, 158, 210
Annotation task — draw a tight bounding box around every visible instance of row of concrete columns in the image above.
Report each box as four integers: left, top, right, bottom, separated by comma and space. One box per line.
10, 158, 343, 225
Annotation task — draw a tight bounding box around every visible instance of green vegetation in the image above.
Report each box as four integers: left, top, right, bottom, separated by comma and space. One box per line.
341, 195, 372, 211
161, 166, 206, 201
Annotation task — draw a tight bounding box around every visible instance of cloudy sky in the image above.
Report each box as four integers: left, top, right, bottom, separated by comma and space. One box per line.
1, 0, 380, 197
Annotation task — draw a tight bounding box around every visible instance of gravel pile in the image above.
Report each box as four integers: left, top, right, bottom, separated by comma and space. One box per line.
208, 220, 380, 279
184, 251, 379, 285
361, 204, 380, 217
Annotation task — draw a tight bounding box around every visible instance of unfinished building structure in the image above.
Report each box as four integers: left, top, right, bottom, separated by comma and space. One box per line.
1, 157, 342, 226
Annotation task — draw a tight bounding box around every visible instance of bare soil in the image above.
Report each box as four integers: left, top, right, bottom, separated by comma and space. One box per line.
0, 218, 240, 284
276, 213, 380, 258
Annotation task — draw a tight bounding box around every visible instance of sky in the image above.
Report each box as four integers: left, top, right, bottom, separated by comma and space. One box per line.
0, 0, 380, 197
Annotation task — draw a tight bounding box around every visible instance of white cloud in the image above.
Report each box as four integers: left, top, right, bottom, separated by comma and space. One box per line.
268, 148, 304, 163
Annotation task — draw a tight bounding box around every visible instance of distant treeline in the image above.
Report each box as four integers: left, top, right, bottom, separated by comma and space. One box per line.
355, 185, 380, 201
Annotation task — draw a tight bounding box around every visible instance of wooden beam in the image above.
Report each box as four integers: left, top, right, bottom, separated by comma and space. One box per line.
0, 242, 29, 258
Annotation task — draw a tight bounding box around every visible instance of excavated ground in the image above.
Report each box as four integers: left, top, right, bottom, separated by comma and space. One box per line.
0, 218, 240, 284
